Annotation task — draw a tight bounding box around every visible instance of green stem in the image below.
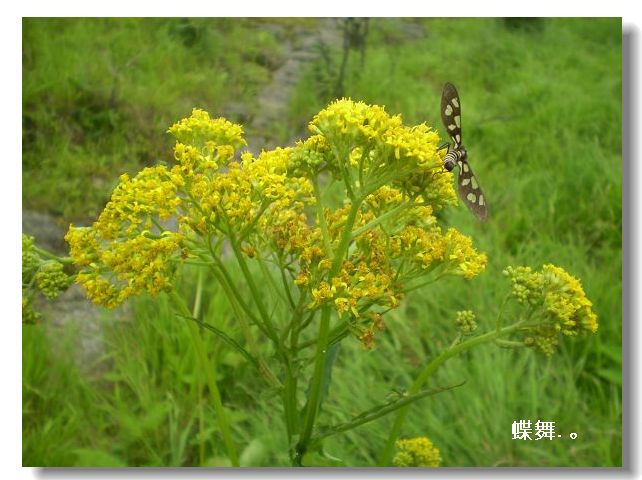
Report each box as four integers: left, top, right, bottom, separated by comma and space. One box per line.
496, 294, 511, 332
192, 269, 205, 464
283, 366, 299, 458
193, 269, 204, 318
207, 254, 266, 334
239, 201, 269, 239
229, 238, 280, 346
377, 321, 526, 466
294, 306, 332, 466
32, 245, 74, 265
495, 339, 526, 348
283, 294, 309, 460
169, 291, 239, 467
280, 292, 309, 345
350, 200, 419, 239
297, 320, 348, 351
403, 271, 448, 294
278, 262, 297, 311
330, 143, 355, 201
312, 176, 333, 257
205, 261, 281, 388
296, 200, 361, 463
258, 256, 292, 310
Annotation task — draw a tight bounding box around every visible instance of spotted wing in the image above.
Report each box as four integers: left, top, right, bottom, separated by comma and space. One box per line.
457, 157, 488, 221
441, 82, 462, 148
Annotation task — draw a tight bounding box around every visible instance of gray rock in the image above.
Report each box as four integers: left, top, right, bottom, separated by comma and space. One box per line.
22, 209, 68, 254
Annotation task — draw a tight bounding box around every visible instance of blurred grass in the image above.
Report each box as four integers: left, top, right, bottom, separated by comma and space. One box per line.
22, 18, 621, 466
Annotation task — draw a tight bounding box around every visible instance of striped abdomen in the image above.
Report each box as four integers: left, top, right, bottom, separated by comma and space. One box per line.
443, 147, 467, 172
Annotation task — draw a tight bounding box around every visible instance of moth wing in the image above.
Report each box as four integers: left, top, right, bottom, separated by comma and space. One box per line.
457, 158, 488, 221
441, 82, 463, 148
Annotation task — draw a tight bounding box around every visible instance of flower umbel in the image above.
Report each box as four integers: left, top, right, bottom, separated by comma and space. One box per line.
393, 437, 442, 467
503, 264, 599, 355
22, 233, 72, 323
455, 310, 478, 334
67, 101, 486, 333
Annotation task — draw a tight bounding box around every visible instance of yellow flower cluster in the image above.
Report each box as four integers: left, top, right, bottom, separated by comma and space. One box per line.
168, 109, 246, 176
389, 225, 487, 279
541, 264, 599, 335
66, 102, 487, 331
67, 108, 318, 307
35, 262, 71, 300
503, 265, 544, 305
309, 98, 457, 212
95, 166, 183, 238
312, 98, 393, 140
455, 310, 478, 334
393, 437, 442, 467
66, 227, 184, 308
22, 234, 72, 323
503, 264, 598, 355
66, 161, 187, 308
290, 134, 331, 175
168, 108, 246, 152
186, 147, 314, 236
22, 296, 40, 324
22, 234, 39, 278
297, 191, 485, 347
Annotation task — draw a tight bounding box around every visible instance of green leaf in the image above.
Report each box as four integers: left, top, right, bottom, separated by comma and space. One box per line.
313, 380, 466, 441
303, 443, 345, 467
175, 313, 258, 369
319, 342, 341, 411
300, 342, 341, 426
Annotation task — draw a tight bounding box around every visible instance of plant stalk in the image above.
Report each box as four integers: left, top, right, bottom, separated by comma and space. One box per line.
377, 321, 525, 466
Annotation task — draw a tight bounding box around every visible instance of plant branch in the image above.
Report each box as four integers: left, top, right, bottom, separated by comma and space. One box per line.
378, 320, 527, 466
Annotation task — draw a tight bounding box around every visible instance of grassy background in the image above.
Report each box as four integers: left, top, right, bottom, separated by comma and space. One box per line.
22, 18, 621, 466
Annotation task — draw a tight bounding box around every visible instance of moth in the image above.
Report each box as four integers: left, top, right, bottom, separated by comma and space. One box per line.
440, 82, 488, 221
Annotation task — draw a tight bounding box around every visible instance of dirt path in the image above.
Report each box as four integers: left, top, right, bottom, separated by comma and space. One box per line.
244, 19, 343, 153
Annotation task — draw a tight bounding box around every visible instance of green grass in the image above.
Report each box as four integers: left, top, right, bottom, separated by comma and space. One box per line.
23, 18, 287, 220
23, 18, 621, 467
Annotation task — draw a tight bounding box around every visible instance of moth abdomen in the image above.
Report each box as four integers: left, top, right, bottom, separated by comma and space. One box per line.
443, 146, 466, 172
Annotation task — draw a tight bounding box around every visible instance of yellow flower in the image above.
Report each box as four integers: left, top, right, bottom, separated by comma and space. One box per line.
35, 262, 71, 300
94, 166, 182, 239
66, 104, 488, 326
310, 98, 457, 211
443, 228, 488, 278
22, 296, 40, 324
311, 281, 332, 305
168, 108, 246, 151
455, 310, 477, 334
504, 264, 599, 355
541, 264, 598, 335
393, 437, 442, 467
66, 221, 184, 308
